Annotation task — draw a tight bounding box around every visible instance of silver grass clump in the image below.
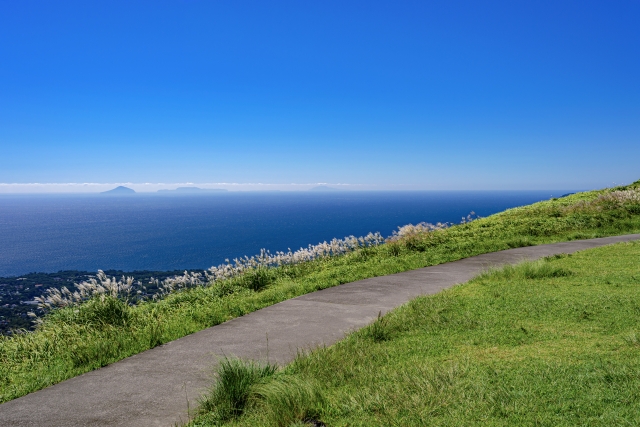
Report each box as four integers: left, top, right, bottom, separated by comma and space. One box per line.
597, 189, 640, 205
460, 211, 478, 224
34, 270, 135, 311
388, 222, 451, 241
151, 271, 204, 298
565, 189, 640, 212
157, 232, 385, 294
387, 212, 479, 242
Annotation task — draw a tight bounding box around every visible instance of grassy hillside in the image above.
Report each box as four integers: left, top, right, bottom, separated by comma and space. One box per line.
1, 181, 640, 403
192, 240, 640, 426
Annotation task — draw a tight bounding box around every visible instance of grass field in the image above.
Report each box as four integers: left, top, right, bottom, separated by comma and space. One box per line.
1, 181, 640, 403
192, 240, 640, 426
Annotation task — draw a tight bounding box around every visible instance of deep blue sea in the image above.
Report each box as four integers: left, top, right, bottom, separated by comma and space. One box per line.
0, 191, 571, 277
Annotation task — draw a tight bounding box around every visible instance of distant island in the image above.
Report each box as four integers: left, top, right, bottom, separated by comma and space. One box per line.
157, 187, 227, 193
309, 185, 341, 191
101, 186, 136, 195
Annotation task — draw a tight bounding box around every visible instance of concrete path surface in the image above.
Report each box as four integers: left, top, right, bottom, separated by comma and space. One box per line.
1, 234, 639, 426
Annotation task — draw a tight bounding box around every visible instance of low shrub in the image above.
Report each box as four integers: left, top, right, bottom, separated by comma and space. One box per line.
241, 267, 276, 291
386, 242, 403, 257
365, 311, 392, 343
75, 295, 132, 327
198, 358, 277, 421
250, 375, 326, 427
505, 237, 534, 248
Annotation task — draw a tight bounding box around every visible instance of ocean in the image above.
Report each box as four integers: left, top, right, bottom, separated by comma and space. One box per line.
0, 191, 568, 277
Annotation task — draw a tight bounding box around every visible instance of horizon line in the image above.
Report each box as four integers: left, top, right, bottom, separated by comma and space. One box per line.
0, 182, 359, 186
0, 182, 585, 194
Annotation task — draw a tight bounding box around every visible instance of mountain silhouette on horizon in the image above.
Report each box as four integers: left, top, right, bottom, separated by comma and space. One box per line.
101, 186, 136, 195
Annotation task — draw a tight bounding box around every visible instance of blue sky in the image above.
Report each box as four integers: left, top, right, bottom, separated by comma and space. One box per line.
1, 1, 638, 191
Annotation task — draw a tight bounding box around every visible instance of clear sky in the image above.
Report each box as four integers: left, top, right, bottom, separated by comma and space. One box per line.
1, 1, 638, 192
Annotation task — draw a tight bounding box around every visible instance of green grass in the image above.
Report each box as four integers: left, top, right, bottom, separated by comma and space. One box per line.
194, 240, 640, 426
198, 358, 279, 421
1, 181, 640, 403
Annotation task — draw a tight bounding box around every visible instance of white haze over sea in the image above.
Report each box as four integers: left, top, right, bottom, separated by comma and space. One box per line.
0, 181, 590, 193
0, 183, 368, 193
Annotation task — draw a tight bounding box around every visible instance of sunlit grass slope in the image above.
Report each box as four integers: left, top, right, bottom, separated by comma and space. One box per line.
1, 181, 640, 403
194, 240, 640, 426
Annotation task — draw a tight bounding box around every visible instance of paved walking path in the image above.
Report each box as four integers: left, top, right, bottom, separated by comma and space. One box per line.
2, 234, 640, 426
